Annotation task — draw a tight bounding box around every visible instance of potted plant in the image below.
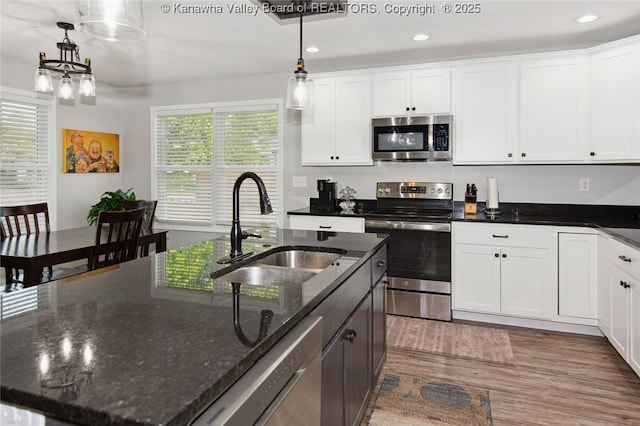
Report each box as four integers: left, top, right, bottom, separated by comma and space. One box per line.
87, 188, 136, 225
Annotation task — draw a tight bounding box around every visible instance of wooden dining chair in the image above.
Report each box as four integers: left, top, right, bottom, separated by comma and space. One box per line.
89, 208, 145, 270
121, 200, 158, 256
0, 203, 52, 287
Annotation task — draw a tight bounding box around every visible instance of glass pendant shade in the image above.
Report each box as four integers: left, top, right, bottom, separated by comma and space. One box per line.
35, 69, 54, 93
79, 74, 96, 97
58, 76, 75, 100
286, 72, 314, 110
76, 0, 146, 41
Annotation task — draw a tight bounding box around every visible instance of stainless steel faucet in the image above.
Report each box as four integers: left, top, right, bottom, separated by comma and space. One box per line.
229, 172, 273, 260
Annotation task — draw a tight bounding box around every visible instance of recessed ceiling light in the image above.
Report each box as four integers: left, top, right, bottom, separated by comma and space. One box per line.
575, 14, 599, 24
413, 34, 430, 42
306, 46, 320, 53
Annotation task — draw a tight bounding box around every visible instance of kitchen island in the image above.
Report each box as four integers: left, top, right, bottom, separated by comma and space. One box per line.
0, 229, 388, 425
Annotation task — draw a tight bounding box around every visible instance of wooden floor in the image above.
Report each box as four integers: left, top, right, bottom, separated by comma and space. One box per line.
363, 320, 640, 425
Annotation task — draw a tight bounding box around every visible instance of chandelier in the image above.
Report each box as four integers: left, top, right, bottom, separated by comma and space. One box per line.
35, 22, 96, 100
285, 6, 314, 110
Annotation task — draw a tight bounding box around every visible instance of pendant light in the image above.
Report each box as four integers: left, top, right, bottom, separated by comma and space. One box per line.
35, 22, 95, 100
286, 11, 314, 110
76, 0, 146, 41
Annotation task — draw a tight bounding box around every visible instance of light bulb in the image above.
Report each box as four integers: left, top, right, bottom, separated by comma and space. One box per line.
79, 74, 96, 97
35, 69, 53, 93
58, 76, 75, 100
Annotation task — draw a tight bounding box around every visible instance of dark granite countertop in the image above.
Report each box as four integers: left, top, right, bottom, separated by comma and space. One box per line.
288, 201, 640, 247
0, 229, 387, 426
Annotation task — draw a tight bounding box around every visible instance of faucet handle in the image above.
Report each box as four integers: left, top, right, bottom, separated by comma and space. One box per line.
241, 231, 262, 240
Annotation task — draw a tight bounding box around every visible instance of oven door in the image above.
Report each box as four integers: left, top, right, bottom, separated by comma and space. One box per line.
364, 220, 451, 281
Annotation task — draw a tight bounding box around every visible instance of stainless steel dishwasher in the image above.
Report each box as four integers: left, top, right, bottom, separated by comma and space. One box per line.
191, 316, 323, 426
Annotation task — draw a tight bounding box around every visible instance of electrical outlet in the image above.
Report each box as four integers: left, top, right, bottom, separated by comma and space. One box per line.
579, 178, 590, 192
292, 176, 307, 188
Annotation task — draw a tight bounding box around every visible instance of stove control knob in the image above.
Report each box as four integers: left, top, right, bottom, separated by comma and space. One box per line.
378, 188, 383, 193
384, 187, 391, 193
445, 188, 451, 194
437, 188, 443, 193
430, 188, 436, 194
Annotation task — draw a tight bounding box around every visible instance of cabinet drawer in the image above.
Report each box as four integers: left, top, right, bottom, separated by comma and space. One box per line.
453, 222, 552, 248
608, 237, 640, 278
289, 215, 365, 233
371, 245, 387, 285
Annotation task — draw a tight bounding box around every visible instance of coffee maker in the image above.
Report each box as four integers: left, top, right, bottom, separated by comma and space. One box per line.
317, 179, 337, 212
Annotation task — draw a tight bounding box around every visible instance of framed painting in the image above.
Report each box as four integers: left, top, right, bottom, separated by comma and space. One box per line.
62, 129, 120, 173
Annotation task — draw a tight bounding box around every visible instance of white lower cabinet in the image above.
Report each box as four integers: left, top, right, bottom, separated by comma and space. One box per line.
603, 237, 640, 376
558, 232, 598, 320
453, 222, 553, 320
598, 235, 611, 337
288, 215, 365, 233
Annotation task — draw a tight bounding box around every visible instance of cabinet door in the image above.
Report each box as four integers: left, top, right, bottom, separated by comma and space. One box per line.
588, 42, 640, 161
453, 62, 518, 163
345, 296, 372, 426
519, 56, 587, 162
335, 76, 373, 165
372, 71, 410, 116
372, 276, 387, 382
453, 244, 501, 313
609, 266, 630, 358
558, 233, 598, 319
629, 277, 640, 376
411, 68, 451, 114
501, 247, 551, 319
321, 332, 345, 426
598, 236, 611, 337
302, 78, 336, 165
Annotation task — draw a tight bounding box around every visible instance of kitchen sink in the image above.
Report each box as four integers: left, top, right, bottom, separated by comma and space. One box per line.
255, 250, 343, 272
215, 265, 317, 286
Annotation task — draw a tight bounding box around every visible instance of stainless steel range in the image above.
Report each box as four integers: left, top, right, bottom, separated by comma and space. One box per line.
365, 182, 453, 321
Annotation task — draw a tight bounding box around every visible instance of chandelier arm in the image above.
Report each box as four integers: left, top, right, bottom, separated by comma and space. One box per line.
40, 60, 90, 75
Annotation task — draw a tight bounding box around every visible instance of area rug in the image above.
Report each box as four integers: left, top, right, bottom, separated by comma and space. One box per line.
387, 316, 515, 365
369, 373, 493, 426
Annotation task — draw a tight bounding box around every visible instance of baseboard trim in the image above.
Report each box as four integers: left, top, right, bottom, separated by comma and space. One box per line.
452, 310, 603, 336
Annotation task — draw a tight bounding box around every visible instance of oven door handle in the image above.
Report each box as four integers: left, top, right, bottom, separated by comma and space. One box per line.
365, 220, 451, 232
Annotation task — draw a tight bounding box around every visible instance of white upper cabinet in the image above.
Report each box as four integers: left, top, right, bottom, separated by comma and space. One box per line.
452, 62, 518, 164
588, 39, 640, 162
301, 75, 372, 166
518, 55, 588, 163
372, 68, 451, 117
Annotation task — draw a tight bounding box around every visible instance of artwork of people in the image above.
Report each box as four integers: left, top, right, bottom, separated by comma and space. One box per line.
62, 129, 120, 173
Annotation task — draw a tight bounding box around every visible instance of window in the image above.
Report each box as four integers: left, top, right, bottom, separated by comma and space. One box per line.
152, 100, 282, 230
0, 89, 54, 209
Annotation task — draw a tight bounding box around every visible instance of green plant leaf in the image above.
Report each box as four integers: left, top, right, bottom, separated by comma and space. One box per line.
86, 187, 136, 225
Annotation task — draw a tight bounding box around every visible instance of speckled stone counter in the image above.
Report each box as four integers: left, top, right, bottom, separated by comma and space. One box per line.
0, 229, 387, 426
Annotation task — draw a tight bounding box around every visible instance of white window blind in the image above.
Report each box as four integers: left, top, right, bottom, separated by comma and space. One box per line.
0, 95, 51, 206
213, 108, 279, 227
154, 110, 214, 224
153, 102, 281, 228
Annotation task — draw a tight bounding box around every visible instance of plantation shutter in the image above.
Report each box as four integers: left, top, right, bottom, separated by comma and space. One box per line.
0, 96, 51, 206
154, 109, 214, 224
212, 106, 279, 227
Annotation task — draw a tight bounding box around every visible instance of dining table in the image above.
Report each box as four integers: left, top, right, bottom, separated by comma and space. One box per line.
0, 227, 168, 287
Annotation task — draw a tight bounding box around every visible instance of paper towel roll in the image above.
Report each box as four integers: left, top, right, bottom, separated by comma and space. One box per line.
486, 177, 499, 209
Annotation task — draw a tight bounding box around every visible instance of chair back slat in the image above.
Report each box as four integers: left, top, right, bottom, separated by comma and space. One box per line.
91, 208, 145, 269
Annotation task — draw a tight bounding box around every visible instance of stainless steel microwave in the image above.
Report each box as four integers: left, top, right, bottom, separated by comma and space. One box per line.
372, 115, 453, 161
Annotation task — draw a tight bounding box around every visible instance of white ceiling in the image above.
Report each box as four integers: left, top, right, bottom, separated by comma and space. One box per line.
2, 1, 640, 89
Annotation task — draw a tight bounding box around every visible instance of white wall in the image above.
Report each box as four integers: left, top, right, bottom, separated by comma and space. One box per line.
3, 56, 639, 231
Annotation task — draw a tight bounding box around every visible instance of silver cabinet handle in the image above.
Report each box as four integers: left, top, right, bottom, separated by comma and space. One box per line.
376, 260, 386, 267
618, 255, 632, 263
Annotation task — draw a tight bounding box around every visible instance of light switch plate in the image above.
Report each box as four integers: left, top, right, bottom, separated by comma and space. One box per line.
292, 176, 307, 188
